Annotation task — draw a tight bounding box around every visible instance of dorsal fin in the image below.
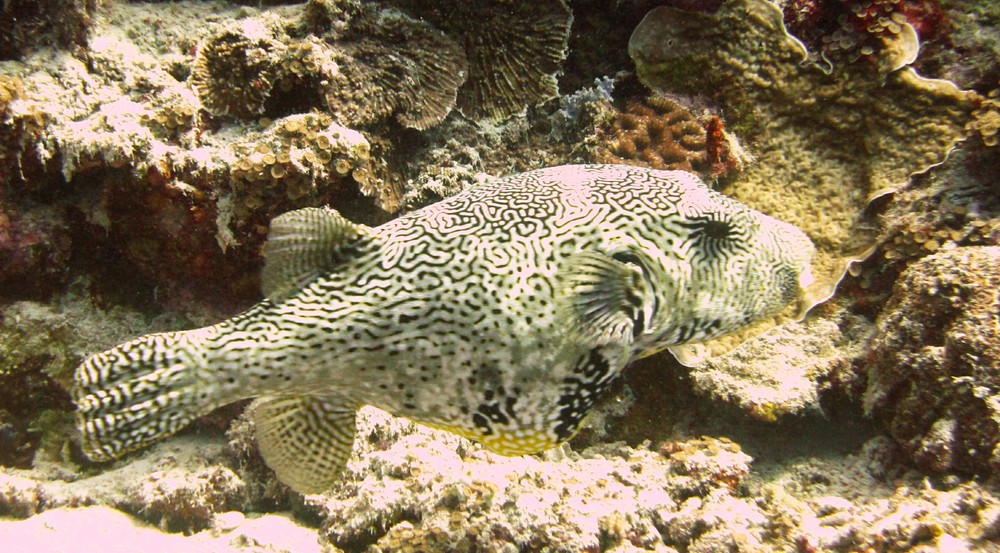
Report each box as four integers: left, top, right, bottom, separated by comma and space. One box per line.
261, 207, 375, 301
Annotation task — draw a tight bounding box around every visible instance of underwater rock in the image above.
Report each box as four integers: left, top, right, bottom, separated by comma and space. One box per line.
388, 0, 573, 121
0, 297, 210, 468
0, 0, 96, 61
863, 246, 1000, 477
629, 0, 979, 360
305, 407, 753, 553
689, 307, 873, 421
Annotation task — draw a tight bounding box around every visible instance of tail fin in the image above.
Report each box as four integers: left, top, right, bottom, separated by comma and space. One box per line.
73, 329, 219, 461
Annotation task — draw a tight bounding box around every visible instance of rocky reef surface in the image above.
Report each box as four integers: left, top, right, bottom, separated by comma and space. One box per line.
1, 0, 998, 551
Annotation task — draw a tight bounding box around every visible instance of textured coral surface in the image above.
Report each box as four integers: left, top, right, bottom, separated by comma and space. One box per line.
864, 247, 1000, 476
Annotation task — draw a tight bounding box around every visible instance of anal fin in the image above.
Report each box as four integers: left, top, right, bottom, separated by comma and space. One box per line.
252, 394, 359, 494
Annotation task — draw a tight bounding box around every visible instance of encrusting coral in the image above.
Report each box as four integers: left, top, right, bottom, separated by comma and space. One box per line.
387, 0, 573, 121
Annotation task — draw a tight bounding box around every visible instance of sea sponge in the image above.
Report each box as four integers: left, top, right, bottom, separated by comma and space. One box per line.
190, 17, 287, 118
629, 0, 979, 361
389, 0, 573, 121
323, 7, 467, 130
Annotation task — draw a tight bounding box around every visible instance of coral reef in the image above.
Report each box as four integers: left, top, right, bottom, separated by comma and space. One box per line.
7, 407, 1000, 551
780, 0, 941, 73
322, 6, 467, 130
629, 0, 979, 360
863, 246, 1000, 476
1, 0, 999, 550
0, 0, 96, 61
388, 0, 574, 120
190, 16, 288, 119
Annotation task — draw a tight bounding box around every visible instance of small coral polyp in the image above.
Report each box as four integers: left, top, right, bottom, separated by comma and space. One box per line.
782, 0, 943, 71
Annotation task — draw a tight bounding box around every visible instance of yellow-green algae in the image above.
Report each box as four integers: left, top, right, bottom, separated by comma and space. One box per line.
629, 0, 980, 362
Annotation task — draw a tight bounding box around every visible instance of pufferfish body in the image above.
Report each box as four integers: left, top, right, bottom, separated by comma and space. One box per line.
74, 164, 814, 493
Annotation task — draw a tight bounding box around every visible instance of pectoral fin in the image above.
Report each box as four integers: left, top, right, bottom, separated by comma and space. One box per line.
251, 394, 359, 495
560, 251, 653, 347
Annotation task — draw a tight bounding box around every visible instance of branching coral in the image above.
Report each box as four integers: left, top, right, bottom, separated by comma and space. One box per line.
388, 0, 573, 121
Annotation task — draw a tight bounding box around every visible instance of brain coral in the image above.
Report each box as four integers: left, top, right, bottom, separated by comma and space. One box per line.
629, 0, 979, 360
595, 94, 748, 179
389, 0, 573, 121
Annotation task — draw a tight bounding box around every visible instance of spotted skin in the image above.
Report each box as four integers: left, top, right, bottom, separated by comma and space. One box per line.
74, 164, 814, 492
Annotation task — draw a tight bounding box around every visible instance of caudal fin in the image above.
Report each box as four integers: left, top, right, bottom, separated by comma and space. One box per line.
73, 329, 218, 461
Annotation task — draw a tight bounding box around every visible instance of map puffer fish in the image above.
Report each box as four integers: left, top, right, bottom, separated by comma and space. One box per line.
74, 164, 814, 494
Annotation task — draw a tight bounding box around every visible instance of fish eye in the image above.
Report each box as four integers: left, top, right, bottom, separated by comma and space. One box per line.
681, 212, 750, 264
610, 250, 644, 268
